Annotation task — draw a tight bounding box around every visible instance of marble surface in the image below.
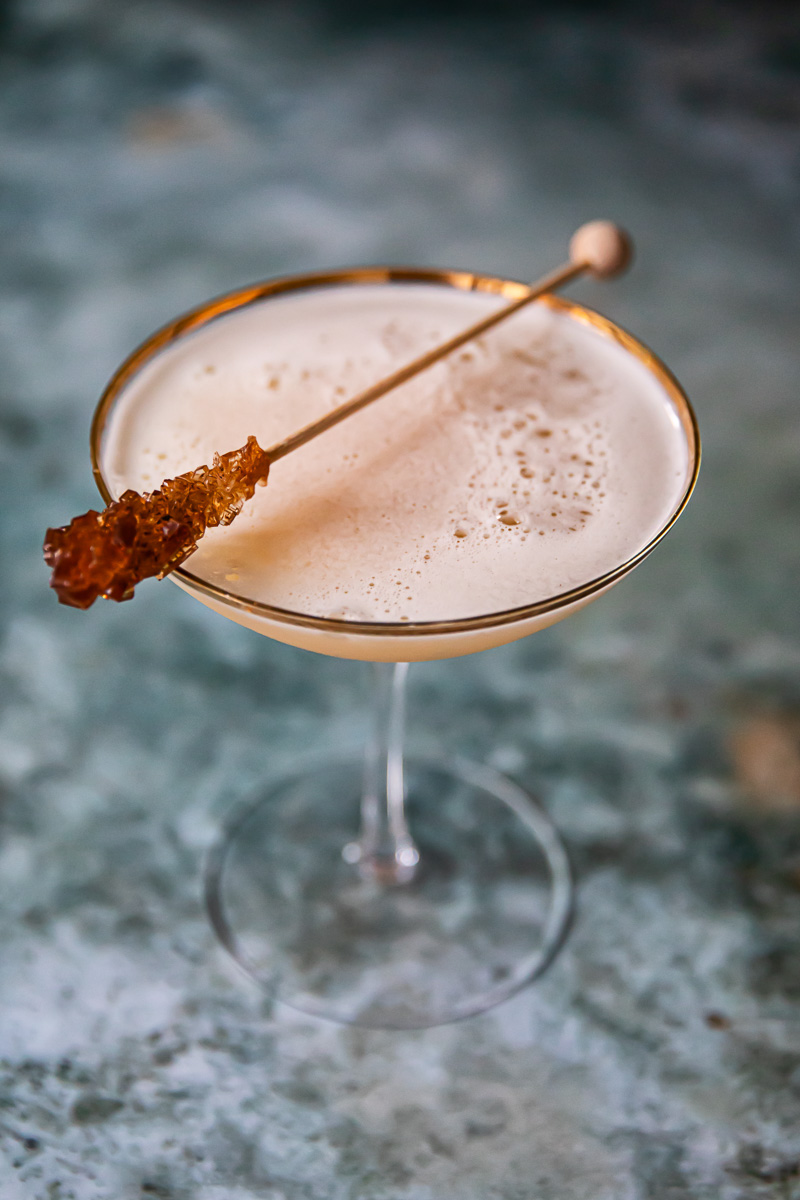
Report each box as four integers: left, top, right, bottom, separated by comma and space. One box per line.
2, 0, 800, 1195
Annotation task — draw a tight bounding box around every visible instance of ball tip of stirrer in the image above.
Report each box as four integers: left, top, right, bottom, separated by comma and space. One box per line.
569, 220, 633, 279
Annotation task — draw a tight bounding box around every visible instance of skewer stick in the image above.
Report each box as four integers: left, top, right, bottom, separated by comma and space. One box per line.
43, 221, 632, 609
266, 220, 631, 464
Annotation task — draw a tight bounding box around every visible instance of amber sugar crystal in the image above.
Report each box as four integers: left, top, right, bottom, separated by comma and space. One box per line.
44, 436, 271, 609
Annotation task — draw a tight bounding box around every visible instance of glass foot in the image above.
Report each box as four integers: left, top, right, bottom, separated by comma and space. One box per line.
205, 754, 572, 1029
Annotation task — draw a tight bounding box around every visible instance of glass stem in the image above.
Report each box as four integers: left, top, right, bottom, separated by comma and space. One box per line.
344, 662, 420, 884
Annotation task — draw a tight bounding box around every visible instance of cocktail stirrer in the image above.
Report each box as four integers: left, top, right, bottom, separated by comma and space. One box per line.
265, 220, 632, 464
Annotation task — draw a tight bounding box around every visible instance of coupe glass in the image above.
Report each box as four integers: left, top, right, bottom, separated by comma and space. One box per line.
91, 267, 699, 1029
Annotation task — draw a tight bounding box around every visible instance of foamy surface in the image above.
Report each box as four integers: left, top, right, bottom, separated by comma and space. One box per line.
102, 283, 690, 623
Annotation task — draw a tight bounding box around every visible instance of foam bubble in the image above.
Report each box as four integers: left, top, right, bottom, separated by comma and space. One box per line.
103, 283, 690, 623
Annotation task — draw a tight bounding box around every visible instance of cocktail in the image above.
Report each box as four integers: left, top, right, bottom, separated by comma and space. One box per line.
84, 233, 699, 1028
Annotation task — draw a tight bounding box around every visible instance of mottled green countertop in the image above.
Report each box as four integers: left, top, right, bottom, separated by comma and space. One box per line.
1, 1, 800, 1196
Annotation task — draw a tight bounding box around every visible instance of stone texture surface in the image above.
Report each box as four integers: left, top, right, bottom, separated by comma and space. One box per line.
1, 1, 800, 1196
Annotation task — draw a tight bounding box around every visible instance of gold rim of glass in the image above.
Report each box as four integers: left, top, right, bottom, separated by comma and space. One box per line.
90, 266, 701, 639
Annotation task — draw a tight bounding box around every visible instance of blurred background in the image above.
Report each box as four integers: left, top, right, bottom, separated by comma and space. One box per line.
1, 1, 799, 1196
